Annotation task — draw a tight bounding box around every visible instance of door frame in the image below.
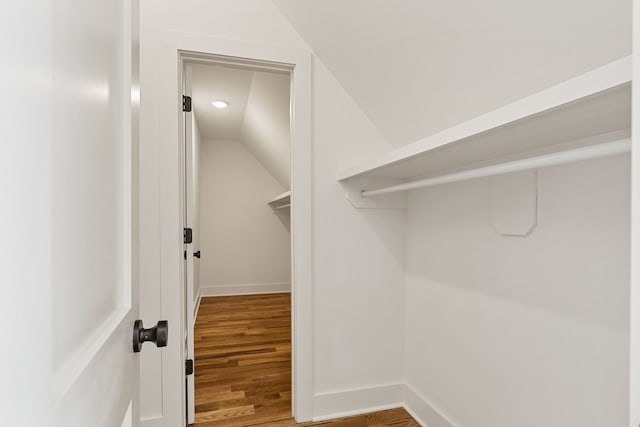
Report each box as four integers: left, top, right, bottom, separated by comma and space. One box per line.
631, 2, 640, 425
152, 32, 313, 425
181, 54, 296, 424
182, 62, 196, 425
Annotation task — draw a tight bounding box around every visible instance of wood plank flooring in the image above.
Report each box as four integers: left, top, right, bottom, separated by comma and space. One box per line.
193, 293, 419, 427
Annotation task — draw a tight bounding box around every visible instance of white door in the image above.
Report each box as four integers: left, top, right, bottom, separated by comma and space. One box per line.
52, 0, 144, 425
1, 0, 144, 425
183, 63, 198, 425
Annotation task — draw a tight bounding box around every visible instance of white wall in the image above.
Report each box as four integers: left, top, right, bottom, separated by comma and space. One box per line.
139, 0, 405, 422
199, 138, 291, 294
404, 154, 630, 427
141, 3, 631, 425
242, 71, 291, 188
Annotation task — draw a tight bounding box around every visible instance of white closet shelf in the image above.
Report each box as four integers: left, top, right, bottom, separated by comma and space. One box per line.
267, 191, 291, 210
337, 56, 632, 191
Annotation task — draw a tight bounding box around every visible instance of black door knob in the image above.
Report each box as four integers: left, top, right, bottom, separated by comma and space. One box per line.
193, 251, 201, 258
133, 319, 168, 353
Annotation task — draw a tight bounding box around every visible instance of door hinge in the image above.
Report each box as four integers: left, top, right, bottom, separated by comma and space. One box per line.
184, 227, 193, 244
186, 359, 194, 375
182, 95, 192, 112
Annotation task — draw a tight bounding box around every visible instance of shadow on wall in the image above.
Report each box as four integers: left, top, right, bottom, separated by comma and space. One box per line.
404, 154, 630, 330
400, 155, 630, 427
273, 210, 291, 232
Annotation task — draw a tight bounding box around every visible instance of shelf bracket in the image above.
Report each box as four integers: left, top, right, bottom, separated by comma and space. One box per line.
490, 170, 538, 236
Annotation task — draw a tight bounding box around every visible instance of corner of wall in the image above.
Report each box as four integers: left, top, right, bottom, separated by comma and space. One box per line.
309, 383, 458, 427
403, 384, 456, 427
312, 384, 404, 422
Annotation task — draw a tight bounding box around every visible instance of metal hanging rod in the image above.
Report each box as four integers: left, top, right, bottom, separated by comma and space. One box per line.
361, 139, 631, 198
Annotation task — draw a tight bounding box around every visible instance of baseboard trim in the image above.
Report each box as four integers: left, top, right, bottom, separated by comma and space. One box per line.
139, 415, 162, 427
402, 404, 427, 427
200, 282, 291, 297
403, 384, 456, 427
193, 288, 202, 321
312, 383, 404, 422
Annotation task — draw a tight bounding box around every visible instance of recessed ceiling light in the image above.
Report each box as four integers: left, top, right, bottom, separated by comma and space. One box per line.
211, 100, 228, 109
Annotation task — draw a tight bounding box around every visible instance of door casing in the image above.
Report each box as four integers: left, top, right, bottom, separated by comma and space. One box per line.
146, 32, 313, 425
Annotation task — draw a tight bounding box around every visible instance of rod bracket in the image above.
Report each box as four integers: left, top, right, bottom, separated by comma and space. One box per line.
341, 177, 407, 209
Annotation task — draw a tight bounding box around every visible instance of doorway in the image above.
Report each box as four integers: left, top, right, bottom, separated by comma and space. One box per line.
147, 36, 312, 425
181, 56, 294, 425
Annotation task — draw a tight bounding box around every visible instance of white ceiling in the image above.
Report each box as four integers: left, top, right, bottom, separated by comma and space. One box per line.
273, 0, 631, 146
191, 63, 253, 140
190, 62, 291, 188
241, 71, 291, 188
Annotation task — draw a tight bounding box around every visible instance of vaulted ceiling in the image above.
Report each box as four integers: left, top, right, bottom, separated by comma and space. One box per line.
273, 0, 631, 147
188, 0, 630, 188
191, 62, 291, 188
191, 64, 253, 140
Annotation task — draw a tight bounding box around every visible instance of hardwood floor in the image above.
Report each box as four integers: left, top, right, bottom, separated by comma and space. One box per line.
194, 293, 291, 426
193, 293, 418, 426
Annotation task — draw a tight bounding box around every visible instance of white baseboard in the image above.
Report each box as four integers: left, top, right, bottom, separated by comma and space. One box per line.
309, 383, 457, 427
403, 384, 456, 427
139, 415, 162, 427
200, 282, 291, 297
193, 288, 202, 320
312, 383, 404, 421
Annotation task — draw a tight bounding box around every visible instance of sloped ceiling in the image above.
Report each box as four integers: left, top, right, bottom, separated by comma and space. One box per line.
242, 71, 291, 188
191, 64, 253, 140
191, 62, 291, 188
273, 0, 631, 146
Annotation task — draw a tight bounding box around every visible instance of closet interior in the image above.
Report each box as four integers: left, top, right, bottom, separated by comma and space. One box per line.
337, 56, 632, 426
184, 60, 293, 424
